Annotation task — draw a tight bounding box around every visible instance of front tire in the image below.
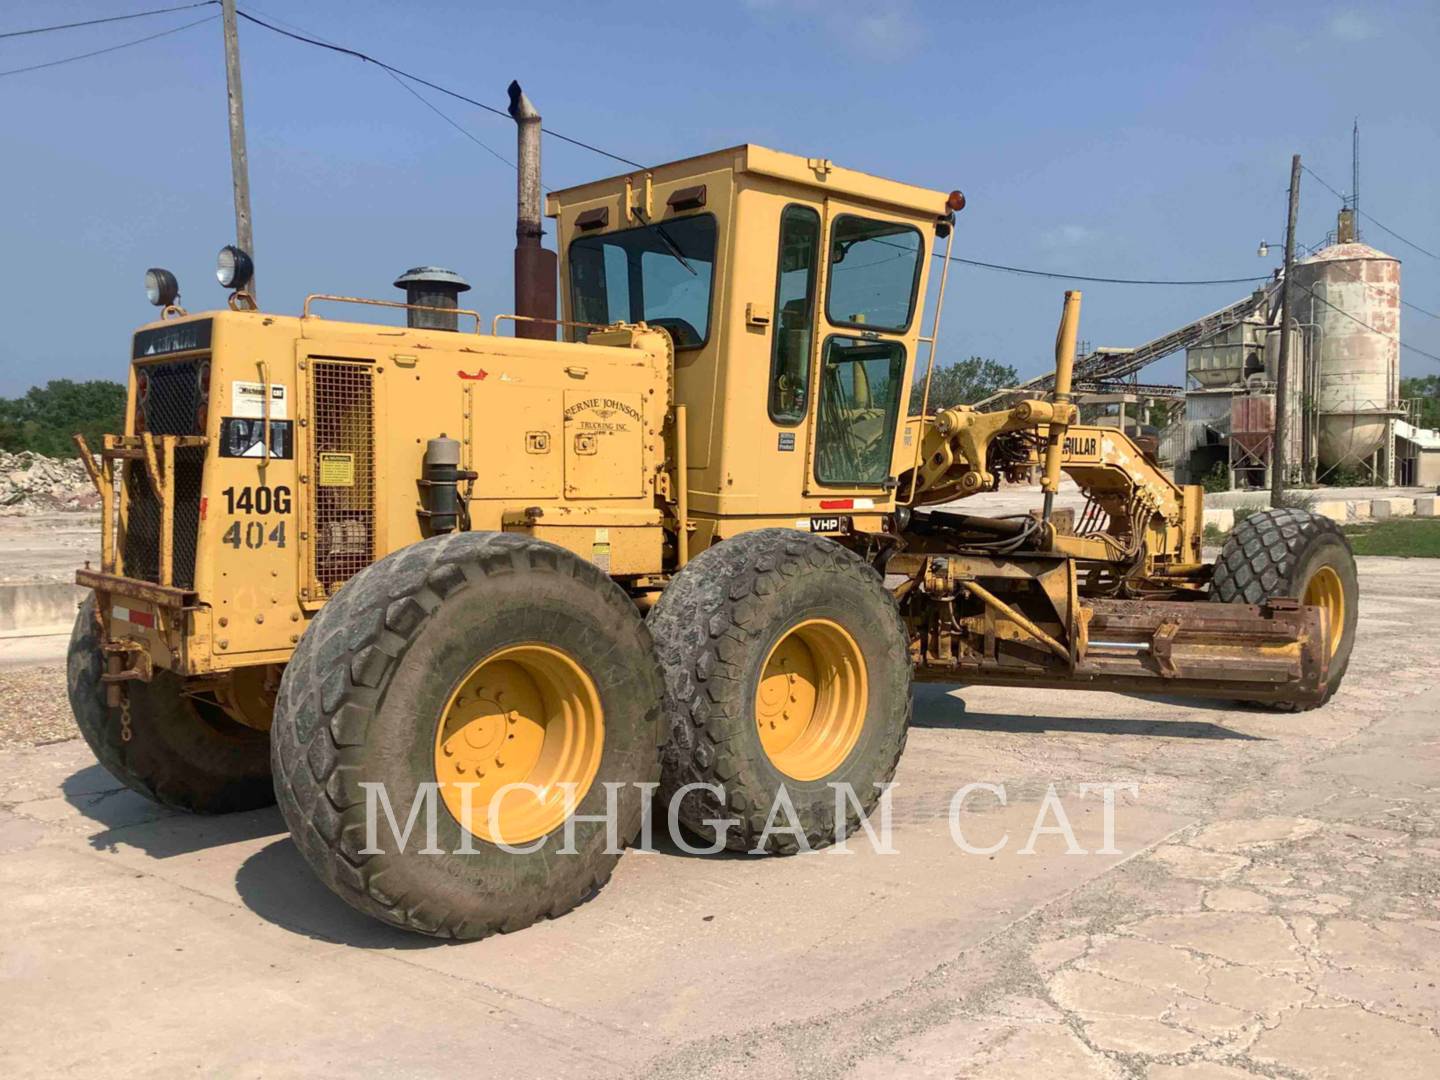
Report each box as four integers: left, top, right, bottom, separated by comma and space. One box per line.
1210, 507, 1358, 706
270, 532, 664, 940
649, 529, 911, 853
67, 596, 274, 813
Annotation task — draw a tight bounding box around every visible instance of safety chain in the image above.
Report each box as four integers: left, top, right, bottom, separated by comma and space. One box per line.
119, 689, 133, 743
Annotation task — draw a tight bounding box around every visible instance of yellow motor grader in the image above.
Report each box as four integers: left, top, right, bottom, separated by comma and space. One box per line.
69, 142, 1355, 939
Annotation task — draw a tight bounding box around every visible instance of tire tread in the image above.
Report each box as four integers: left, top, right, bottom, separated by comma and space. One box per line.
271, 531, 660, 939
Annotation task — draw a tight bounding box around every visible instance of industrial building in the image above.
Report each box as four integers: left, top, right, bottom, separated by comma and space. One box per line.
995, 207, 1423, 493
1180, 208, 1404, 488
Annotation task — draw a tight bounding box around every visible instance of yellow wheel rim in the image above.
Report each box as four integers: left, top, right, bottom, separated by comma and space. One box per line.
1303, 565, 1345, 659
755, 619, 868, 782
433, 644, 603, 845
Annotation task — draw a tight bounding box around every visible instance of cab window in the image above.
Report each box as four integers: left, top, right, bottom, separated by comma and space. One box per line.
568, 214, 717, 348
825, 215, 923, 332
768, 206, 821, 424
813, 336, 907, 485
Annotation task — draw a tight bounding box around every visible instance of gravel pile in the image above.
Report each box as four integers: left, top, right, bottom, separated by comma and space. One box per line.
0, 451, 98, 514
0, 667, 75, 748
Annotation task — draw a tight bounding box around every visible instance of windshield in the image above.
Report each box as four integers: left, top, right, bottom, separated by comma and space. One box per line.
568, 214, 717, 347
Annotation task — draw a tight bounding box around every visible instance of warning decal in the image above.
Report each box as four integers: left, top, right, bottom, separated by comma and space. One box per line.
318, 451, 355, 487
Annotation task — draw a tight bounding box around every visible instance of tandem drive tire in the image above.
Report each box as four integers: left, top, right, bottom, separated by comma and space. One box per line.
270, 532, 663, 940
1210, 506, 1359, 706
648, 529, 911, 854
67, 596, 274, 813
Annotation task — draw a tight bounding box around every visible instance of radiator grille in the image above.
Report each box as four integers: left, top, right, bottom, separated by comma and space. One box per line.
309, 360, 376, 596
121, 358, 207, 587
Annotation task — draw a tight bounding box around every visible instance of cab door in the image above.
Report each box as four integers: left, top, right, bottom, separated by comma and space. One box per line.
802, 203, 929, 497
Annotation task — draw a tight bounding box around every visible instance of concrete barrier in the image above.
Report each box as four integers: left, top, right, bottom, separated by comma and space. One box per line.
1415, 496, 1438, 518
1312, 500, 1349, 524
1371, 498, 1415, 520
1201, 491, 1273, 511
0, 583, 86, 634
1203, 508, 1235, 533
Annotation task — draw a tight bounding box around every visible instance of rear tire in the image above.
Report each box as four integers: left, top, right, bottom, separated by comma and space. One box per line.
67, 596, 274, 813
270, 532, 663, 940
1210, 507, 1358, 707
649, 529, 911, 853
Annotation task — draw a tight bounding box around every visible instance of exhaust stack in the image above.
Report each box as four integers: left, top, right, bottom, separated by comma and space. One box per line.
393, 267, 470, 331
507, 81, 558, 341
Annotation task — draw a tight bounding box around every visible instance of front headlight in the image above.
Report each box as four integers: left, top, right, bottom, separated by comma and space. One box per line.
216, 245, 254, 291
144, 268, 179, 307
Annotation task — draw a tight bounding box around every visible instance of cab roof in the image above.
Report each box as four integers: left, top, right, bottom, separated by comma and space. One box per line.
545, 143, 952, 220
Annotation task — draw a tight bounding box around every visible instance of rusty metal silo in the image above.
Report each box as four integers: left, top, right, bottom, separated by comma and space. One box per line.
1291, 238, 1401, 477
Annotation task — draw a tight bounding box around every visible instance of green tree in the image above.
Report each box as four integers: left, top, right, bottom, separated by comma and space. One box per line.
1401, 375, 1440, 431
0, 380, 127, 457
910, 356, 1019, 414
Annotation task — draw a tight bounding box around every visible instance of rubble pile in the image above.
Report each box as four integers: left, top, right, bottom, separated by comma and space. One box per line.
0, 451, 98, 514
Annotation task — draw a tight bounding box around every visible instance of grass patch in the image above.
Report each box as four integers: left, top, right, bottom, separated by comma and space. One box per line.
1342, 517, 1440, 557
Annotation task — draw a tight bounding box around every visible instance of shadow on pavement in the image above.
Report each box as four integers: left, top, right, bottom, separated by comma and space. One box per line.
60, 763, 289, 857
233, 837, 454, 950
642, 825, 767, 861
911, 683, 1262, 740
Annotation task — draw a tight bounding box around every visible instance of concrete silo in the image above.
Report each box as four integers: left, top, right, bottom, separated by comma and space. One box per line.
1291, 231, 1401, 479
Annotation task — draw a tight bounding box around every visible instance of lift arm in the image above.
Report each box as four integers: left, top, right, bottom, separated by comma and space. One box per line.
899, 293, 1205, 570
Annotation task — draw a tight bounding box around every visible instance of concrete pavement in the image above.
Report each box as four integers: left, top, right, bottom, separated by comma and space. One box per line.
1, 556, 1437, 1078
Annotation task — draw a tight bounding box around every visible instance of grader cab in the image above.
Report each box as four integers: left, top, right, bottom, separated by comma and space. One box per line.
69, 143, 1357, 939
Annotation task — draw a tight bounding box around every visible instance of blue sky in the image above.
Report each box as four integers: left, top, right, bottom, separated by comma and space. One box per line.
2, 0, 1437, 397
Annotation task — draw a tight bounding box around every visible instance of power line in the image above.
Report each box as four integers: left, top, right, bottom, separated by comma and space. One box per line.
1303, 163, 1439, 261
240, 5, 525, 182
233, 9, 647, 170
1301, 164, 1346, 204
1359, 211, 1440, 261
383, 69, 524, 178
4, 4, 1388, 296
1403, 299, 1440, 321
940, 252, 1266, 287
227, 13, 1304, 284
871, 233, 1264, 286
1297, 282, 1440, 365
0, 1, 214, 40
0, 14, 216, 78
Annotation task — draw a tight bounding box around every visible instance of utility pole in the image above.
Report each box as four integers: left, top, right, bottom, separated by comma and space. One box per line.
1271, 154, 1301, 505
221, 0, 255, 298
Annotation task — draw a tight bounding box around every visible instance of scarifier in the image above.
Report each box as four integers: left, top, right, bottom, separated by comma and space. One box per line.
68, 129, 1357, 938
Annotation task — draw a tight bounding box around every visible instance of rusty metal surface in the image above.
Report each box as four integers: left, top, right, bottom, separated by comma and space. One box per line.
911, 592, 1327, 706
100, 639, 155, 684
513, 246, 558, 341
75, 569, 192, 609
